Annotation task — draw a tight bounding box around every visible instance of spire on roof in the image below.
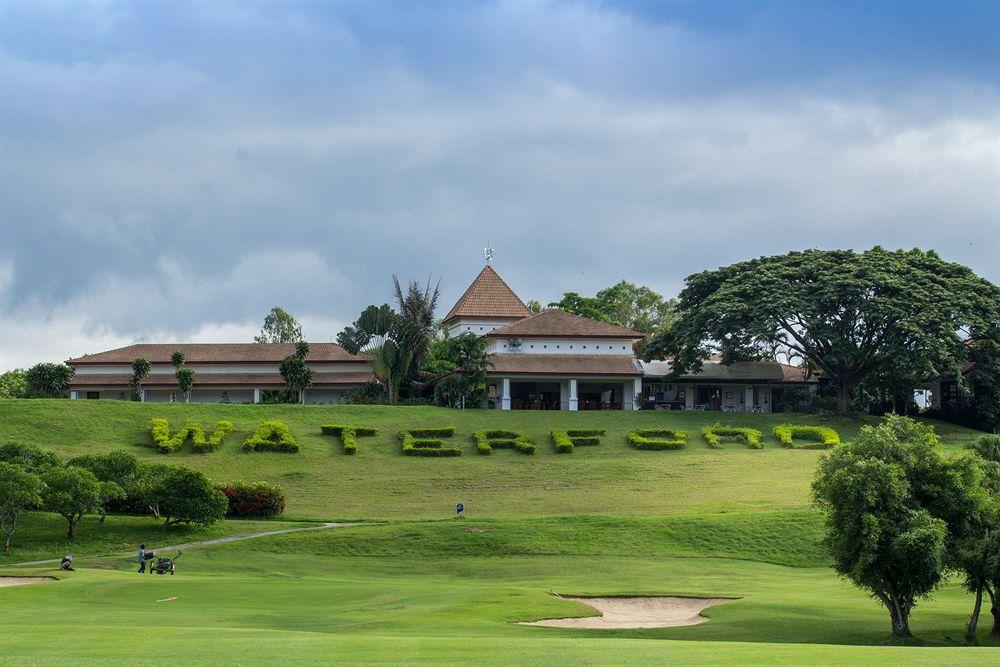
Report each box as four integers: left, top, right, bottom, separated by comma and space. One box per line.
443, 265, 532, 323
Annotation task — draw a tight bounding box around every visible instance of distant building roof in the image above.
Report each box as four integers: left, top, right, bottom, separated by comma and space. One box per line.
67, 371, 374, 388
443, 265, 533, 323
489, 354, 642, 377
486, 309, 644, 340
641, 360, 817, 383
67, 343, 364, 365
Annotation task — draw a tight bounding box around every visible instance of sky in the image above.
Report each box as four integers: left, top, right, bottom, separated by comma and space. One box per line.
1, 0, 998, 370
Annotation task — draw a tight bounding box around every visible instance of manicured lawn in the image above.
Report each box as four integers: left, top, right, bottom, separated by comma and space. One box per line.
0, 400, 983, 520
2, 400, 994, 664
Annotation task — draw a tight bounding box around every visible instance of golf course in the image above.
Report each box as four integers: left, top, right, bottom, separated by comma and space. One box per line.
1, 399, 998, 664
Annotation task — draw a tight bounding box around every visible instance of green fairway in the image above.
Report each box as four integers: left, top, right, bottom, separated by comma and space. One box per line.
2, 400, 996, 664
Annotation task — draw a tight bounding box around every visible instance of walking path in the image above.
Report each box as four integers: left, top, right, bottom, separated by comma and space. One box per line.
3, 521, 359, 568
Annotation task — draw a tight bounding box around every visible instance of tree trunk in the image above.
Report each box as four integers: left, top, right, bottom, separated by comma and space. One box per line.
66, 516, 77, 539
881, 594, 912, 638
3, 531, 11, 553
967, 582, 984, 644
836, 380, 852, 416
988, 585, 1000, 636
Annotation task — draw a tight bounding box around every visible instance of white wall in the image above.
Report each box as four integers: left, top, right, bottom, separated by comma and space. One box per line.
447, 318, 520, 338
305, 389, 348, 404
488, 338, 634, 355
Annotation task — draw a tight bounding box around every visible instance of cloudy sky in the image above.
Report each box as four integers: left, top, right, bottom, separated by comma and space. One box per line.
1, 1, 997, 370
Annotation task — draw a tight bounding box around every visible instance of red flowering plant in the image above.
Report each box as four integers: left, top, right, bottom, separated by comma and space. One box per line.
216, 480, 286, 518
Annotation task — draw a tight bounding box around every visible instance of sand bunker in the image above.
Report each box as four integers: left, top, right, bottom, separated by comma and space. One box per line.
1, 577, 56, 588
521, 596, 733, 629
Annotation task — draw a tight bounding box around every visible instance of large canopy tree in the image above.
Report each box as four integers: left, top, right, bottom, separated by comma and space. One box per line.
254, 306, 303, 344
645, 248, 999, 414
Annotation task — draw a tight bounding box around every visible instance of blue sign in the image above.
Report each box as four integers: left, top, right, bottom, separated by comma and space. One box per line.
456, 503, 464, 514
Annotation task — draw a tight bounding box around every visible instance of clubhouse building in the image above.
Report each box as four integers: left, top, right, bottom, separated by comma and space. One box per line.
67, 265, 816, 411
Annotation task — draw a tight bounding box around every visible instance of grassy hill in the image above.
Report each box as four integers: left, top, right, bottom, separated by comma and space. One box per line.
3, 399, 996, 663
0, 399, 982, 520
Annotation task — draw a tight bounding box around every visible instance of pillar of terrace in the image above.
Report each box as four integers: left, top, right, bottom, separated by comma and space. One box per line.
501, 378, 511, 410
568, 378, 578, 411
252, 388, 261, 404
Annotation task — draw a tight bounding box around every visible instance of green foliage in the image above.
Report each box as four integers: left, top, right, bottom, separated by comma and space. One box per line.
550, 429, 606, 453
129, 358, 151, 401
254, 306, 303, 344
0, 461, 43, 552
703, 424, 764, 449
0, 441, 60, 473
472, 430, 535, 455
426, 332, 493, 408
812, 414, 984, 637
41, 465, 122, 538
67, 449, 145, 515
149, 466, 228, 529
346, 381, 384, 404
400, 427, 461, 457
627, 428, 688, 450
966, 325, 1000, 432
0, 368, 28, 399
216, 480, 286, 517
969, 434, 1000, 463
24, 363, 75, 398
336, 304, 398, 354
149, 418, 234, 453
320, 424, 378, 455
647, 247, 1000, 415
279, 342, 314, 395
243, 421, 299, 453
774, 424, 840, 449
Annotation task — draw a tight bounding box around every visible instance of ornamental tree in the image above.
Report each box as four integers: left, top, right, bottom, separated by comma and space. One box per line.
279, 341, 314, 401
0, 441, 60, 474
24, 363, 75, 398
129, 358, 151, 401
812, 415, 984, 637
170, 351, 196, 401
645, 248, 1000, 415
41, 465, 122, 538
0, 461, 44, 552
253, 306, 303, 344
149, 467, 227, 531
68, 449, 145, 518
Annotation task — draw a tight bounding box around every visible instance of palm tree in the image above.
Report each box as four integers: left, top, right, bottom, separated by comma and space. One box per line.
170, 351, 195, 402
393, 276, 440, 372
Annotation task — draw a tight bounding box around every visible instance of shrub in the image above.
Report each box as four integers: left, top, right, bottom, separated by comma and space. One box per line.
969, 433, 1000, 462
773, 424, 840, 449
150, 467, 228, 529
0, 441, 60, 473
702, 424, 764, 449
149, 419, 234, 454
216, 480, 286, 517
400, 427, 461, 457
472, 430, 535, 455
550, 429, 606, 454
627, 429, 688, 450
321, 424, 378, 455
243, 421, 299, 453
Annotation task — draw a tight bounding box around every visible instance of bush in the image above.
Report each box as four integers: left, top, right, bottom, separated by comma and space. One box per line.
472, 430, 535, 455
702, 424, 764, 449
627, 429, 688, 450
243, 421, 299, 453
216, 480, 286, 517
550, 429, 606, 453
321, 424, 378, 455
773, 424, 840, 449
149, 419, 234, 454
0, 441, 60, 473
346, 381, 384, 404
400, 427, 461, 457
150, 467, 228, 529
969, 433, 1000, 462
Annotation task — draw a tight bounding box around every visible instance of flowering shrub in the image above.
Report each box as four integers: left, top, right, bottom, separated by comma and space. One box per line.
216, 480, 286, 517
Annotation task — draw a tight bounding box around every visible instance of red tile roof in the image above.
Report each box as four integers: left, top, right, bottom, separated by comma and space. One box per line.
68, 371, 375, 388
485, 309, 644, 339
488, 354, 641, 376
67, 343, 365, 365
443, 265, 533, 323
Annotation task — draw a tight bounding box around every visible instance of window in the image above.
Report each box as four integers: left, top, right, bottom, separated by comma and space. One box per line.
556, 345, 560, 349
569, 345, 573, 349
220, 391, 230, 404
118, 392, 127, 401
86, 391, 100, 400
530, 345, 534, 349
543, 345, 547, 349
583, 345, 587, 349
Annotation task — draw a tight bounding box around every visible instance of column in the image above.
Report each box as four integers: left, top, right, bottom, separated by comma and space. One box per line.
744, 385, 754, 412
139, 389, 146, 403
685, 384, 695, 410
252, 388, 261, 404
633, 377, 643, 410
298, 389, 306, 405
568, 378, 578, 411
501, 378, 511, 411
70, 390, 78, 400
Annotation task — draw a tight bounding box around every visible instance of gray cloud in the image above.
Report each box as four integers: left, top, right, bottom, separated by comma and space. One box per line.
1, 2, 997, 370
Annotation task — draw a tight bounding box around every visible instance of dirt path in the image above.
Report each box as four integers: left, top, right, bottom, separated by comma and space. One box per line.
3, 521, 359, 568
520, 596, 735, 629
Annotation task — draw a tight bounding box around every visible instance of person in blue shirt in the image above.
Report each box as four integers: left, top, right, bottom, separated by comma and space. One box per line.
137, 544, 147, 573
